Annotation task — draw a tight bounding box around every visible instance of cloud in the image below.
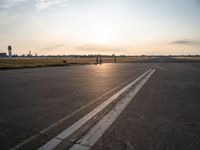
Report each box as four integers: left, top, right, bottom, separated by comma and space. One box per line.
41, 44, 67, 50
170, 40, 200, 45
0, 0, 67, 10
0, 0, 28, 8
76, 44, 111, 51
35, 0, 67, 10
75, 44, 127, 54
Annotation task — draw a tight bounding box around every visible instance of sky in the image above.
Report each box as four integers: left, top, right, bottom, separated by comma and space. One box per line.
0, 0, 200, 55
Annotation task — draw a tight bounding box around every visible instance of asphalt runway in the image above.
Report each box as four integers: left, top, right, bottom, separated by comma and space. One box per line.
0, 63, 200, 150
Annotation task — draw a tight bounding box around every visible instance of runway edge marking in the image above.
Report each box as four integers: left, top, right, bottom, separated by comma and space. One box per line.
69, 69, 156, 150
38, 69, 152, 150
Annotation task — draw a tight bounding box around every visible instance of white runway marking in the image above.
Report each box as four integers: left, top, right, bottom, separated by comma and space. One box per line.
69, 69, 156, 150
10, 69, 148, 150
38, 69, 153, 150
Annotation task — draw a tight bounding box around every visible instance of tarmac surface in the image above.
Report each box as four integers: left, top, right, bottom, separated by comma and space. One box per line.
0, 62, 200, 150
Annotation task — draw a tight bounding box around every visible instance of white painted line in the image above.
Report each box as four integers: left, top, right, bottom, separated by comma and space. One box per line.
10, 69, 148, 150
69, 69, 156, 150
38, 69, 152, 150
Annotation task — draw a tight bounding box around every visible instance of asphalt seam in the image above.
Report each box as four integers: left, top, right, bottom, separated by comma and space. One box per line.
38, 69, 152, 150
10, 68, 150, 150
68, 69, 156, 150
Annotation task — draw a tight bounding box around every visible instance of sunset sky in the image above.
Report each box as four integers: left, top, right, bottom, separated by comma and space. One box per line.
0, 0, 200, 55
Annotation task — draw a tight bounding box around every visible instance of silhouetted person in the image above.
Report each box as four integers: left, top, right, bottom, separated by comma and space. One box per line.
99, 57, 103, 64
96, 57, 98, 64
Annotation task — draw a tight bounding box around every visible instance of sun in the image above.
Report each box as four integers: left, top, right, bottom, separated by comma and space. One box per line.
85, 24, 115, 44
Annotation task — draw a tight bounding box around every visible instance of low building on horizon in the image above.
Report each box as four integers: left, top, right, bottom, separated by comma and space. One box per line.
0, 53, 7, 58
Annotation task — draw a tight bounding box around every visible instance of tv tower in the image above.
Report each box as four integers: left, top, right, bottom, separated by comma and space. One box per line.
8, 45, 12, 58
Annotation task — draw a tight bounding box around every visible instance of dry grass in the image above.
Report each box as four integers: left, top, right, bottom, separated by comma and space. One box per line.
0, 56, 153, 69
0, 57, 91, 69
1, 56, 199, 69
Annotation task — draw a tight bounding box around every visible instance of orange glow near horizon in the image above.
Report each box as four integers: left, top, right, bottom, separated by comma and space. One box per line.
0, 0, 200, 55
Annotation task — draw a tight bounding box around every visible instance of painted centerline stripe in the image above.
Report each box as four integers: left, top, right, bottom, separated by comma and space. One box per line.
11, 68, 149, 150
69, 69, 156, 150
38, 69, 152, 150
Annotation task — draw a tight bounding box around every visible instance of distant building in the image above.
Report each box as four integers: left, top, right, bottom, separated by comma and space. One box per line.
0, 53, 7, 57
8, 45, 12, 58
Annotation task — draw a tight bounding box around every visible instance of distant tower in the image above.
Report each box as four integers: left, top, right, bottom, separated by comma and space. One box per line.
29, 51, 32, 56
8, 45, 12, 58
